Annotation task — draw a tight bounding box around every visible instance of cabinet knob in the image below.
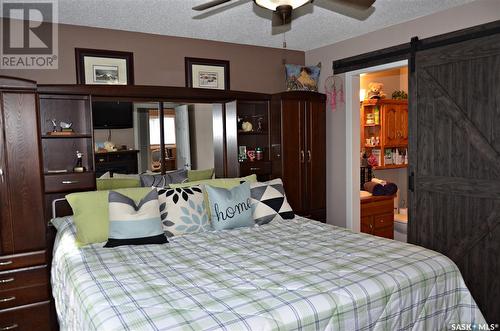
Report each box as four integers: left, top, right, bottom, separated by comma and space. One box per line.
250, 167, 260, 171
300, 150, 305, 163
0, 324, 18, 331
0, 278, 14, 284
0, 261, 12, 266
0, 168, 3, 183
307, 150, 311, 163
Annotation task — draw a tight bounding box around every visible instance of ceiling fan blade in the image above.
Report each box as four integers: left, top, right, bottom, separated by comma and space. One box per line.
327, 0, 375, 10
192, 0, 232, 11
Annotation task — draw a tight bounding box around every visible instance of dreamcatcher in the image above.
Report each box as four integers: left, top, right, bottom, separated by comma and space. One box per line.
324, 75, 344, 112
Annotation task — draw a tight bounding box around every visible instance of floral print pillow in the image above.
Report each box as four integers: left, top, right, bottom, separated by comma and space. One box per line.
156, 185, 211, 237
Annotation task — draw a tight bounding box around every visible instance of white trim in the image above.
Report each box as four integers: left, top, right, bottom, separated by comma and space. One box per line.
343, 59, 408, 231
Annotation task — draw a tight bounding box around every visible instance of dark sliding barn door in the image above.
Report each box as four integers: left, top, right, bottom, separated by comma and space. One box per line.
408, 32, 500, 322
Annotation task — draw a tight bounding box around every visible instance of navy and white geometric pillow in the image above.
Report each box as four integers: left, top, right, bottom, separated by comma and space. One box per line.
140, 169, 188, 188
156, 185, 211, 237
105, 190, 168, 248
250, 178, 294, 225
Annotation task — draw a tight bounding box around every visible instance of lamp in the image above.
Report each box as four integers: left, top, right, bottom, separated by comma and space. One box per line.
254, 0, 311, 10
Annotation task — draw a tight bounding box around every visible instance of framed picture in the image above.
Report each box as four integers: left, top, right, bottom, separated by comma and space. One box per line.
75, 48, 134, 85
185, 57, 230, 90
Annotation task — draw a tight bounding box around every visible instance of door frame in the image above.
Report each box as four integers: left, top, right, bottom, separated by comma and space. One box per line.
342, 60, 408, 232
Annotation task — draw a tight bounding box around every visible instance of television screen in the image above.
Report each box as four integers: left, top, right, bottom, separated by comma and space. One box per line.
92, 101, 133, 129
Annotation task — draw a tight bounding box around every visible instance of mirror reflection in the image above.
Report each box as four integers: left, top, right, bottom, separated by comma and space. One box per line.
92, 101, 214, 177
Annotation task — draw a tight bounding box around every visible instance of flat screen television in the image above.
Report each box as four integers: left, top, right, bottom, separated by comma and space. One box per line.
92, 101, 133, 129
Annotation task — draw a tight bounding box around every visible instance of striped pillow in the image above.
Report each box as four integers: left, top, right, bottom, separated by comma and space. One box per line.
104, 190, 168, 247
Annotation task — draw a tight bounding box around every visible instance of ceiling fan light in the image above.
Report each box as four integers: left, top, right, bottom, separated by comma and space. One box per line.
254, 0, 311, 11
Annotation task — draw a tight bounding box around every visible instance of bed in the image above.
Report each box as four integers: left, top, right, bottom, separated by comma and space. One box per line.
51, 216, 485, 331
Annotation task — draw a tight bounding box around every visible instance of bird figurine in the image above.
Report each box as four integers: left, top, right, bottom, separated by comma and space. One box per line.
60, 121, 73, 129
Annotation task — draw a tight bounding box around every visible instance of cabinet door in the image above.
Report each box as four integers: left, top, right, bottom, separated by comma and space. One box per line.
1, 93, 45, 254
305, 99, 326, 216
0, 94, 13, 255
383, 104, 398, 146
281, 99, 306, 213
398, 104, 408, 145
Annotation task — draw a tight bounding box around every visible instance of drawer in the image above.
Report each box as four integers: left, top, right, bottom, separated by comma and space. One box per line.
0, 284, 49, 310
240, 161, 271, 176
95, 154, 109, 163
373, 213, 394, 230
0, 252, 46, 272
361, 197, 394, 217
0, 266, 48, 291
44, 172, 96, 193
108, 153, 136, 161
374, 226, 394, 240
0, 301, 51, 331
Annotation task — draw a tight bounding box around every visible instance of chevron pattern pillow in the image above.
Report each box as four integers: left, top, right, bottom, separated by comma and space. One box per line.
250, 179, 294, 225
105, 190, 168, 247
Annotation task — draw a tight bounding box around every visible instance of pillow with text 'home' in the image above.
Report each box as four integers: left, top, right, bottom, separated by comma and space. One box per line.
156, 185, 211, 237
205, 182, 254, 231
105, 190, 168, 247
250, 178, 294, 225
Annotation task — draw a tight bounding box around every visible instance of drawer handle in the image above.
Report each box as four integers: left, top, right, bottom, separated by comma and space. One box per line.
0, 296, 15, 303
62, 180, 79, 184
0, 261, 12, 266
0, 278, 14, 284
98, 158, 105, 162
379, 219, 384, 223
250, 167, 260, 171
0, 324, 18, 331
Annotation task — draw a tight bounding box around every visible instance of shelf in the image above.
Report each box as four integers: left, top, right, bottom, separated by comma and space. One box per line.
364, 145, 380, 148
364, 124, 380, 127
238, 131, 268, 135
374, 164, 408, 170
42, 133, 92, 139
44, 171, 95, 176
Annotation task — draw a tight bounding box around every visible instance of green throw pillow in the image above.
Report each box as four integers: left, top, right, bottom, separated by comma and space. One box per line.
96, 178, 141, 191
187, 168, 214, 182
66, 187, 152, 246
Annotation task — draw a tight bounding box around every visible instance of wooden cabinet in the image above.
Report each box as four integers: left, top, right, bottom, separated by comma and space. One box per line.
95, 150, 139, 177
360, 195, 394, 239
361, 99, 408, 169
0, 77, 54, 330
271, 92, 326, 222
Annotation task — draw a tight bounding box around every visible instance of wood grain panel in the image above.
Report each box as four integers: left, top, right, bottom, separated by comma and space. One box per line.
411, 32, 500, 322
306, 99, 326, 213
2, 93, 45, 254
0, 93, 14, 255
280, 98, 305, 213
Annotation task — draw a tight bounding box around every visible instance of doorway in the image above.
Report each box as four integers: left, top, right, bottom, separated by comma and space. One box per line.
341, 59, 408, 234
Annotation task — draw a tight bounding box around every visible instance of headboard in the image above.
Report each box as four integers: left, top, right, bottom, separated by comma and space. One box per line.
51, 198, 73, 219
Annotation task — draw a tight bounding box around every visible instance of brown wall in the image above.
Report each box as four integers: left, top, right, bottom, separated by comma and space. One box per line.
0, 21, 304, 93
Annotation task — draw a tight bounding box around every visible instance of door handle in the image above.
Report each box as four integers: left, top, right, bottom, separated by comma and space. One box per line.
300, 150, 305, 163
307, 150, 311, 163
0, 324, 18, 331
0, 168, 3, 183
0, 296, 15, 303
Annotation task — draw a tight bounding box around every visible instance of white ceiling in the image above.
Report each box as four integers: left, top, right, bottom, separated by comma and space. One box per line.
52, 0, 475, 51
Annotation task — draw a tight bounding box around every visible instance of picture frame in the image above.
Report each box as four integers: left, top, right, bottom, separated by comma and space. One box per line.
75, 48, 134, 85
185, 57, 230, 90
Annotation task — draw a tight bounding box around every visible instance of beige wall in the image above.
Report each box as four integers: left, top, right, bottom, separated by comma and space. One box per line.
360, 67, 408, 98
189, 104, 215, 170
0, 21, 304, 93
305, 0, 500, 227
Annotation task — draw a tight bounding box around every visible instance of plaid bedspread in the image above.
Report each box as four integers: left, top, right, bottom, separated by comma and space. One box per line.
51, 216, 485, 331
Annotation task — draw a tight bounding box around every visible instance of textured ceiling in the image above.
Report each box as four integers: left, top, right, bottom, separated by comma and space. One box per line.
49, 0, 476, 51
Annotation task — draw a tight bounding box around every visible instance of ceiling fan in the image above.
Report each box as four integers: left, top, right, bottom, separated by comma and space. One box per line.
192, 0, 376, 27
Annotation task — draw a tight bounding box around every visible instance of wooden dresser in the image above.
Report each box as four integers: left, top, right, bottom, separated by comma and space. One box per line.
0, 77, 54, 330
360, 195, 395, 239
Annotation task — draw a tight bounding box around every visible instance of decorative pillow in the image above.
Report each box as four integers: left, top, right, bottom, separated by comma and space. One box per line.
156, 185, 210, 237
187, 168, 214, 182
105, 190, 168, 247
96, 178, 141, 191
285, 63, 321, 92
250, 178, 294, 225
169, 174, 257, 189
66, 187, 152, 246
140, 169, 188, 187
205, 182, 254, 231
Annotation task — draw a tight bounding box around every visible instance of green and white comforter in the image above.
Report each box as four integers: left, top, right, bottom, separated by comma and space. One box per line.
51, 216, 485, 331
